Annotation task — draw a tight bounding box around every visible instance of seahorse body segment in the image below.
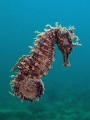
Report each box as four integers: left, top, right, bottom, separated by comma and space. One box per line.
10, 23, 81, 102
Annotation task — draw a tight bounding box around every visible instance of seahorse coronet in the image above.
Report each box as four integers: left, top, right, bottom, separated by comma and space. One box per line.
10, 23, 81, 102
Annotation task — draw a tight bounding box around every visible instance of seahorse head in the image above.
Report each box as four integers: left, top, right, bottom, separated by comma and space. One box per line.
56, 26, 80, 67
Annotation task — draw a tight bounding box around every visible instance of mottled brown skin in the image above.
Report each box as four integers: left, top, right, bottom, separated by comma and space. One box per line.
10, 23, 81, 102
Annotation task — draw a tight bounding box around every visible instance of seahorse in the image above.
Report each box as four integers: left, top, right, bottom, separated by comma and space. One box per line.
10, 23, 81, 102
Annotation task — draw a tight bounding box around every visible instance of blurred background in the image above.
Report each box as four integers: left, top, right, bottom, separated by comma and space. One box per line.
0, 0, 90, 120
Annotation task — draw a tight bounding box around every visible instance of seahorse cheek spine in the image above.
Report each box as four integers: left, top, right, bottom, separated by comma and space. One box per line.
10, 23, 81, 102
